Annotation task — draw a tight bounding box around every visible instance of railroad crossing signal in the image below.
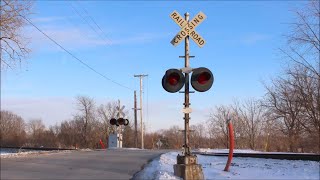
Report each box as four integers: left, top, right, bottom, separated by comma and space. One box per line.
110, 118, 129, 126
164, 11, 213, 93
162, 67, 213, 93
170, 11, 206, 48
167, 11, 208, 179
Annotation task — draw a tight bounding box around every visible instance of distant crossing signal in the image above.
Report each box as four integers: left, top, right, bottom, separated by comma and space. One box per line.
191, 67, 213, 92
162, 69, 185, 93
110, 118, 117, 126
110, 118, 129, 126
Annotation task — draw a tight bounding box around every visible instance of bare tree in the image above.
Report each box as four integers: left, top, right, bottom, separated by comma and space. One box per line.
96, 101, 118, 139
122, 125, 135, 148
27, 119, 45, 147
0, 110, 26, 146
236, 99, 265, 150
282, 1, 319, 140
208, 105, 231, 148
282, 0, 319, 76
262, 0, 320, 152
263, 76, 305, 152
58, 119, 83, 149
75, 96, 96, 148
161, 125, 183, 149
0, 0, 33, 70
286, 65, 319, 136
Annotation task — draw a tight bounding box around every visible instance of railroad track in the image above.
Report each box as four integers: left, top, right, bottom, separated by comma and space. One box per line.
193, 152, 320, 161
1, 147, 76, 151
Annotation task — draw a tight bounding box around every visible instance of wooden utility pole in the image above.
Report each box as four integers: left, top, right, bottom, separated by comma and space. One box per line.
134, 74, 148, 149
133, 91, 138, 148
117, 99, 121, 148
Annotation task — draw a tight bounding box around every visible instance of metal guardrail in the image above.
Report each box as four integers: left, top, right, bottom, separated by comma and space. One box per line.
193, 152, 320, 162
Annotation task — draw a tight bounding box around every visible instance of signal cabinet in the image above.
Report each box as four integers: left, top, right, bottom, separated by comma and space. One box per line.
108, 133, 122, 148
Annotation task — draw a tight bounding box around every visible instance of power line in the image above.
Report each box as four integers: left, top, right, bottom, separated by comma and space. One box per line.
19, 15, 134, 91
74, 1, 113, 46
70, 2, 112, 47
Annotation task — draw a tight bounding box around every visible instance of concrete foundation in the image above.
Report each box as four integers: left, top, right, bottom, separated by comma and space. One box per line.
173, 154, 204, 180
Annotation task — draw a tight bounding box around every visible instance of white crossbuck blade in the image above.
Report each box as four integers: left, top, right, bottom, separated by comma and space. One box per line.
170, 11, 206, 48
117, 112, 125, 117
156, 140, 163, 147
116, 105, 125, 117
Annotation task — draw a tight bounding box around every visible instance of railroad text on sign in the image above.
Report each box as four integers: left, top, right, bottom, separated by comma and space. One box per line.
170, 11, 207, 48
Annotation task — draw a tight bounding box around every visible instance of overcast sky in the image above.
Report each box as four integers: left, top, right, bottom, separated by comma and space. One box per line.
1, 1, 306, 132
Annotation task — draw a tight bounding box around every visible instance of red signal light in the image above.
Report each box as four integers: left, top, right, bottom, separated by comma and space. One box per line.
197, 72, 211, 85
110, 118, 117, 125
191, 67, 214, 92
168, 73, 180, 85
118, 118, 124, 125
162, 69, 185, 93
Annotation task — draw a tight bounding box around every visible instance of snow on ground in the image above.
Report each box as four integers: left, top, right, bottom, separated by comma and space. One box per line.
1, 147, 142, 158
134, 151, 181, 180
199, 154, 319, 179
0, 148, 39, 156
195, 148, 318, 155
107, 147, 143, 150
78, 148, 94, 152
0, 148, 74, 158
1, 150, 73, 158
134, 150, 320, 180
196, 148, 261, 153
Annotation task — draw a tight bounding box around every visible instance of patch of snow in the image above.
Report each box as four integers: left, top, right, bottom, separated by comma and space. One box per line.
133, 151, 181, 180
123, 148, 143, 150
195, 148, 319, 155
136, 150, 320, 180
0, 152, 11, 156
78, 148, 94, 152
107, 147, 143, 150
195, 148, 261, 153
1, 150, 72, 158
199, 155, 320, 179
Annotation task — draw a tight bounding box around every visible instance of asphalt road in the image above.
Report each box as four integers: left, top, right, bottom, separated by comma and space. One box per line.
1, 149, 169, 179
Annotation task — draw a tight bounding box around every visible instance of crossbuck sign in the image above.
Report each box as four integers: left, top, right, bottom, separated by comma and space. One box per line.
170, 11, 206, 48
116, 105, 125, 117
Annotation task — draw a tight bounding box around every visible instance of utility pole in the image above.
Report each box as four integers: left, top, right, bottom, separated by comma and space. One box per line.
184, 12, 191, 156
133, 91, 138, 148
134, 74, 148, 149
117, 99, 121, 148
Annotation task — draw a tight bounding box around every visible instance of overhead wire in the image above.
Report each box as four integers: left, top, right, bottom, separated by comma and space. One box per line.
70, 3, 112, 47
74, 1, 113, 46
17, 12, 134, 91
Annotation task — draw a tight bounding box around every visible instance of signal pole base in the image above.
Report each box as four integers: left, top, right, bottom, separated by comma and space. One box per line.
173, 154, 204, 180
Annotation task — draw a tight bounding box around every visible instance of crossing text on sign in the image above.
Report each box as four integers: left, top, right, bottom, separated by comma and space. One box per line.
170, 11, 207, 48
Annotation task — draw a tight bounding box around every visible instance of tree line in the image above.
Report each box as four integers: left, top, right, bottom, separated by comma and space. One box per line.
0, 96, 116, 149
1, 86, 318, 153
